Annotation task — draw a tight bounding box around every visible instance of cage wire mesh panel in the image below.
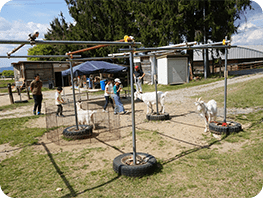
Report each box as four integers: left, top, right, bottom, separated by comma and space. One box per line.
45, 97, 121, 146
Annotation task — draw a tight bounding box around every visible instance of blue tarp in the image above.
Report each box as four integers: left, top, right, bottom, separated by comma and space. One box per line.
61, 61, 127, 77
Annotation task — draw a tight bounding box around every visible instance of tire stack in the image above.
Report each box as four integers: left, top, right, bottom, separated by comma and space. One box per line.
209, 121, 242, 135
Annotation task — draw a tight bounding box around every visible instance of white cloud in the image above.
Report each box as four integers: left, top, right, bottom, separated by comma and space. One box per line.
0, 16, 50, 53
0, 16, 50, 68
0, 0, 11, 12
232, 6, 263, 45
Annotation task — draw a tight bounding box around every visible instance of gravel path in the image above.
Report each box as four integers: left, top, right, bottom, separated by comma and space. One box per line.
166, 72, 263, 103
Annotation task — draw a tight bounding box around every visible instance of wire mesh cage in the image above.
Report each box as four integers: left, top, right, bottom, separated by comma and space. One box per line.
45, 96, 121, 145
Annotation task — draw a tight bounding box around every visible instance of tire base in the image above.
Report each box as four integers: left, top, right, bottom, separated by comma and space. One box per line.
63, 125, 93, 139
113, 152, 157, 177
146, 113, 169, 121
209, 121, 242, 135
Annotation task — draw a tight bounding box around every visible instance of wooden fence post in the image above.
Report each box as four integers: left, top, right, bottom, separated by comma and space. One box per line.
7, 83, 14, 104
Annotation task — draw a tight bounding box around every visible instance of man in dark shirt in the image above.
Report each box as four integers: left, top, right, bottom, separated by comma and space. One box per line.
30, 74, 43, 115
133, 65, 145, 93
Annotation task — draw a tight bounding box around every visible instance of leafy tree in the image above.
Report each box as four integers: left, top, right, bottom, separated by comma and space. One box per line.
27, 0, 251, 76
177, 0, 251, 76
27, 44, 58, 61
2, 70, 14, 77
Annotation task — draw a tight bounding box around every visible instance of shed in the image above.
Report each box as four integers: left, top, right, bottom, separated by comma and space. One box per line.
12, 61, 72, 88
157, 55, 189, 85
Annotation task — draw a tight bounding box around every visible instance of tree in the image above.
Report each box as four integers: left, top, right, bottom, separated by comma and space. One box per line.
2, 70, 14, 77
27, 44, 59, 61
177, 0, 251, 76
27, 0, 251, 73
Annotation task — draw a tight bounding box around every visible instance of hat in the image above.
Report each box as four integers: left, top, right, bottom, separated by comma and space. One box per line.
114, 78, 121, 83
135, 65, 139, 69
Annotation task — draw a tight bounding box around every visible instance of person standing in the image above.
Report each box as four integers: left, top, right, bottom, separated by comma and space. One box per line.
113, 78, 126, 115
30, 74, 43, 115
55, 86, 65, 117
103, 79, 114, 112
133, 65, 145, 93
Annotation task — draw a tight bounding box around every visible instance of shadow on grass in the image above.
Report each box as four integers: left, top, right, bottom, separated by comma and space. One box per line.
42, 140, 121, 198
41, 142, 78, 197
161, 134, 228, 165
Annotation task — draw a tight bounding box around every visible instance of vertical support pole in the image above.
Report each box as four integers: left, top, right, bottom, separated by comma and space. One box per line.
62, 74, 65, 97
19, 87, 22, 101
26, 85, 31, 100
203, 5, 207, 79
7, 83, 14, 104
129, 46, 136, 165
69, 60, 79, 130
224, 48, 228, 123
153, 54, 159, 115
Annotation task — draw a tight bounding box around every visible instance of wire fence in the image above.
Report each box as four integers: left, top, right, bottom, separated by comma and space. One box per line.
44, 95, 121, 145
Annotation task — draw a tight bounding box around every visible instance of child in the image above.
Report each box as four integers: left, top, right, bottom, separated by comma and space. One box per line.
55, 86, 65, 117
103, 79, 114, 112
113, 78, 126, 115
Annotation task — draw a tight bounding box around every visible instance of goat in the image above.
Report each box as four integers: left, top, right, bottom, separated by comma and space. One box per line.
76, 101, 97, 129
194, 97, 217, 132
134, 91, 168, 114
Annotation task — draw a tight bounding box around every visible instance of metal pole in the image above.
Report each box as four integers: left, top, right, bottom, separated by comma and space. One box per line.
129, 46, 136, 165
153, 54, 159, 114
224, 48, 228, 123
0, 40, 141, 45
69, 60, 79, 130
203, 6, 207, 79
62, 75, 65, 97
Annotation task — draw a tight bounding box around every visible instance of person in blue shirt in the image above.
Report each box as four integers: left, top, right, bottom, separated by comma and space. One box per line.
113, 78, 127, 115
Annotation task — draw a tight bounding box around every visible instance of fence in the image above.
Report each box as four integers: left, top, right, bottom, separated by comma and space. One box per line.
44, 96, 121, 145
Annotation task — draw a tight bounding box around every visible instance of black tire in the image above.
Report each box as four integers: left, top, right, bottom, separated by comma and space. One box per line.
113, 152, 157, 177
14, 100, 28, 103
146, 113, 170, 121
63, 125, 93, 139
209, 121, 242, 135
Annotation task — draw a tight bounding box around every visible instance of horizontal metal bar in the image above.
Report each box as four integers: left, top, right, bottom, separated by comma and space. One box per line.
0, 40, 141, 45
0, 55, 81, 58
120, 45, 237, 52
71, 55, 130, 61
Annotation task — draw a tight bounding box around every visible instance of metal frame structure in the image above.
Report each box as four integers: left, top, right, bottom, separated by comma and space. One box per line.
0, 38, 236, 165
120, 41, 234, 123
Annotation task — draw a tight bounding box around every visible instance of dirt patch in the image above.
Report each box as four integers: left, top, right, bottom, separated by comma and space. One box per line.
0, 144, 22, 162
1, 73, 263, 169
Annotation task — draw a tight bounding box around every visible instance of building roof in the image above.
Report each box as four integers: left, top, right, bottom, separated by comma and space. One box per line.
194, 45, 263, 61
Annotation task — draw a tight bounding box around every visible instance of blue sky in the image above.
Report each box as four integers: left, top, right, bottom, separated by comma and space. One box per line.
0, 0, 262, 68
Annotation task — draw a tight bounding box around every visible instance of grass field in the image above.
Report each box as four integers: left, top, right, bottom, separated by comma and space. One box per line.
0, 77, 262, 197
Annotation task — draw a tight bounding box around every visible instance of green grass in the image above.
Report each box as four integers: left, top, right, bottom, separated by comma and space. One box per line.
0, 79, 15, 88
0, 76, 263, 197
0, 116, 47, 146
0, 99, 34, 111
195, 77, 263, 108
0, 121, 262, 198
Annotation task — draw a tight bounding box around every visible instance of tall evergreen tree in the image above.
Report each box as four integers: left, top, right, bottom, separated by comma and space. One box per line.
28, 0, 251, 71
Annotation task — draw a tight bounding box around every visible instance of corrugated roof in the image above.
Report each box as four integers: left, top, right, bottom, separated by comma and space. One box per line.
194, 45, 263, 61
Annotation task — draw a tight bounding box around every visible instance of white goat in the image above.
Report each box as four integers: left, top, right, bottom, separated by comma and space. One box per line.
134, 91, 168, 114
194, 97, 217, 132
76, 101, 97, 129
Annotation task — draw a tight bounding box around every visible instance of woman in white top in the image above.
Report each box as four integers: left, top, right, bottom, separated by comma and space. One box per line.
103, 79, 115, 112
